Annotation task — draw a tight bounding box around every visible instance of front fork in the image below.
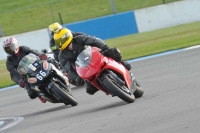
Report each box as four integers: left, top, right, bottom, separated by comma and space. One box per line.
130, 72, 137, 94
51, 63, 70, 87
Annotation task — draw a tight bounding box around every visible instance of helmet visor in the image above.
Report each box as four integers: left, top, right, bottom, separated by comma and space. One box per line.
4, 45, 15, 55
54, 33, 70, 48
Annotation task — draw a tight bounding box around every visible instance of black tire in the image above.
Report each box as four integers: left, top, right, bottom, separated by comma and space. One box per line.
133, 81, 144, 98
51, 82, 78, 106
101, 74, 135, 103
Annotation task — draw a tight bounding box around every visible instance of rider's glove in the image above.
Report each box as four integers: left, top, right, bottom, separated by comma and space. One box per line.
18, 79, 26, 88
39, 53, 47, 60
101, 45, 109, 54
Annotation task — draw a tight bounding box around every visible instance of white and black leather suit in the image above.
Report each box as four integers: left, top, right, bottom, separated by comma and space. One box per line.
6, 46, 45, 99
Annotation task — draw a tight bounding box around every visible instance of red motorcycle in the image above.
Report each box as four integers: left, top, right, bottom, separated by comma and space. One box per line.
75, 46, 144, 103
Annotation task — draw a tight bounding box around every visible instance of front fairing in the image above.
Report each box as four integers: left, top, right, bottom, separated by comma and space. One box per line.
17, 53, 40, 75
75, 46, 104, 79
17, 53, 50, 85
75, 46, 131, 93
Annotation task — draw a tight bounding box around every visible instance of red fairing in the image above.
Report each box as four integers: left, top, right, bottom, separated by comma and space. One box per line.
76, 47, 131, 94
76, 47, 104, 79
103, 58, 131, 89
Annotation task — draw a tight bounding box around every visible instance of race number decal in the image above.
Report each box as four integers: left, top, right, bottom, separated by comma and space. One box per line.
36, 70, 46, 80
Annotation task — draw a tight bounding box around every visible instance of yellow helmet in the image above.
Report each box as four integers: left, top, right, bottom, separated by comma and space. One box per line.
54, 28, 73, 50
49, 22, 62, 33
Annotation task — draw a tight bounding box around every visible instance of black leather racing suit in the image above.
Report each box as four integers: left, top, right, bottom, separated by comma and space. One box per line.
59, 35, 106, 94
6, 46, 44, 99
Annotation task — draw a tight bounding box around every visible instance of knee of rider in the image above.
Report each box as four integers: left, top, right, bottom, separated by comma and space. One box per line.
25, 85, 31, 91
29, 94, 37, 99
68, 71, 79, 80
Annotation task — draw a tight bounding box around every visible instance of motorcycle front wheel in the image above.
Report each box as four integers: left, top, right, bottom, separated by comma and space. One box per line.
101, 74, 135, 103
51, 82, 78, 106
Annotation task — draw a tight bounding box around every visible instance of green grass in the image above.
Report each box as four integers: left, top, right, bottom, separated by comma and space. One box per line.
0, 60, 15, 88
0, 0, 179, 36
1, 21, 200, 88
106, 21, 200, 60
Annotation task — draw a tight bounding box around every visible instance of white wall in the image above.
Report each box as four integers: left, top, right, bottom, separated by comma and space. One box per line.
0, 29, 50, 60
135, 0, 200, 33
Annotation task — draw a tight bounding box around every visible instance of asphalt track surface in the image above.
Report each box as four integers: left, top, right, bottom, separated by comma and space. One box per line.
0, 47, 200, 133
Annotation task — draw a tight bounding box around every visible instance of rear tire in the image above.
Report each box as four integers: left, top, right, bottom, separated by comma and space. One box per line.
133, 81, 144, 98
51, 82, 78, 106
101, 74, 135, 103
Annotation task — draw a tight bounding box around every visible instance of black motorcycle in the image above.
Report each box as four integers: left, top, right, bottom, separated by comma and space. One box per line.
17, 53, 78, 106
42, 49, 84, 87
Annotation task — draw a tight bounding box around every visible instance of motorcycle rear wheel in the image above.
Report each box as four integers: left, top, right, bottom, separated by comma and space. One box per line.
101, 74, 135, 103
51, 82, 78, 106
133, 81, 144, 98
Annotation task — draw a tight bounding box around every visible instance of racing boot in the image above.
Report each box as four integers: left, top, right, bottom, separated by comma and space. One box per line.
26, 84, 38, 99
85, 81, 99, 95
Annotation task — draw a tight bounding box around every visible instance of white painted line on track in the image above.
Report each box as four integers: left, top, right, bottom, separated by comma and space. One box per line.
0, 117, 24, 132
0, 121, 4, 126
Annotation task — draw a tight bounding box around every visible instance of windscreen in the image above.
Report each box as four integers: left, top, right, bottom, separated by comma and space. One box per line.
75, 46, 92, 68
17, 53, 39, 74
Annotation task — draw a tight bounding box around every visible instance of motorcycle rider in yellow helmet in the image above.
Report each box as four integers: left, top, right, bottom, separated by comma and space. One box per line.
48, 22, 86, 62
53, 26, 132, 95
48, 22, 87, 86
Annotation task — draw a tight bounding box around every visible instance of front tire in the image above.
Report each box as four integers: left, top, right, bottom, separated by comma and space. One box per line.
101, 74, 135, 103
51, 82, 78, 106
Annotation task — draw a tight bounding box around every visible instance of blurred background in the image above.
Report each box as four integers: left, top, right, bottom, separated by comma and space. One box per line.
0, 0, 179, 37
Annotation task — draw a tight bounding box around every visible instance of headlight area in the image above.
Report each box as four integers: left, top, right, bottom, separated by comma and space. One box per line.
43, 61, 49, 70
28, 78, 37, 83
